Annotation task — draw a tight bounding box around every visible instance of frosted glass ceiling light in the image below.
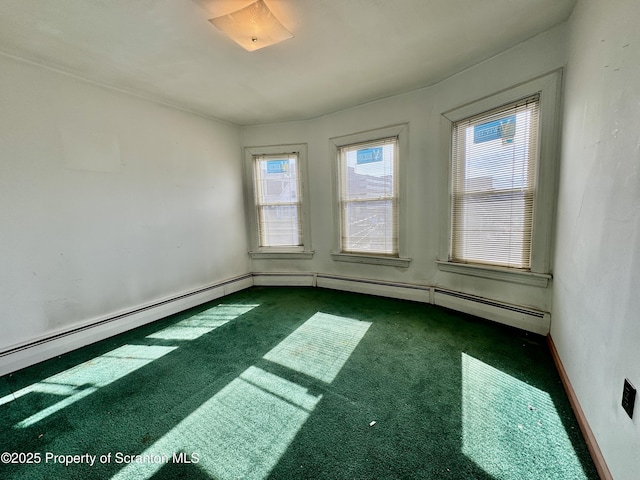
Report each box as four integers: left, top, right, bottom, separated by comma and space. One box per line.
209, 0, 293, 52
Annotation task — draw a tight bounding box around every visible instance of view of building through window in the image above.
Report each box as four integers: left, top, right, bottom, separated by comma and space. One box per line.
451, 96, 539, 269
339, 138, 398, 255
253, 154, 302, 247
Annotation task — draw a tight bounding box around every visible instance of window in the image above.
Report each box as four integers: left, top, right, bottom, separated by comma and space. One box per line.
330, 124, 410, 267
438, 71, 561, 287
451, 95, 539, 269
244, 144, 312, 259
338, 137, 398, 256
253, 153, 301, 247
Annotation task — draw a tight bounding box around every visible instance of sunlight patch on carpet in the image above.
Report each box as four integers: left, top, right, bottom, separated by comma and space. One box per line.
6, 345, 177, 428
110, 311, 371, 480
3, 303, 259, 428
110, 366, 322, 480
461, 353, 588, 479
263, 312, 371, 383
146, 304, 259, 341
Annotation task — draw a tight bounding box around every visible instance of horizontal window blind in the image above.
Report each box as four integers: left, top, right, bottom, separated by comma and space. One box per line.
339, 137, 398, 256
451, 95, 540, 269
253, 153, 302, 247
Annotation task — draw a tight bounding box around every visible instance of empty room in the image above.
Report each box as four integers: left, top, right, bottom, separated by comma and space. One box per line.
1, 0, 638, 478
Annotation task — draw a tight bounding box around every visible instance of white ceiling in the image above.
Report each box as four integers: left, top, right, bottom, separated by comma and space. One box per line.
0, 0, 577, 126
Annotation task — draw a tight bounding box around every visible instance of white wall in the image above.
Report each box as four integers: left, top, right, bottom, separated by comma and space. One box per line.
242, 24, 568, 313
0, 54, 249, 354
552, 0, 640, 478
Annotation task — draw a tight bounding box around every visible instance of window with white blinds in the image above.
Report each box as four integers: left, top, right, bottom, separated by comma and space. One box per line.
253, 153, 302, 247
451, 95, 540, 269
338, 137, 398, 256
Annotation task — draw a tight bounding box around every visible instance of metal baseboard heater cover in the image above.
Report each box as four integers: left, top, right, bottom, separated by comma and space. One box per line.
0, 274, 254, 377
2, 273, 550, 377
254, 273, 550, 335
433, 288, 549, 335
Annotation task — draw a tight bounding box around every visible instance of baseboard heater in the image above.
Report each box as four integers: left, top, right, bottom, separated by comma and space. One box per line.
254, 272, 550, 335
252, 272, 317, 287
432, 288, 550, 335
316, 274, 431, 304
2, 273, 550, 376
0, 274, 253, 377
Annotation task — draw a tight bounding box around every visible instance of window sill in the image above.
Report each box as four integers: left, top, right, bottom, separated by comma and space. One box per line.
331, 252, 411, 267
435, 261, 551, 287
249, 250, 314, 260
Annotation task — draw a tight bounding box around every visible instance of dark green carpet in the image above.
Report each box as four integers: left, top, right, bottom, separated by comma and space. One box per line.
0, 287, 598, 479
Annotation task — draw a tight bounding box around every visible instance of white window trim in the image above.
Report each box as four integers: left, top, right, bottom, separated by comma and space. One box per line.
438, 70, 562, 285
244, 144, 313, 259
330, 124, 411, 267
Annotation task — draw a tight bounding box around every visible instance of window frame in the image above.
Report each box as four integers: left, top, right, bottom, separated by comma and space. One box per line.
244, 144, 313, 259
437, 71, 562, 286
330, 124, 411, 267
451, 94, 539, 269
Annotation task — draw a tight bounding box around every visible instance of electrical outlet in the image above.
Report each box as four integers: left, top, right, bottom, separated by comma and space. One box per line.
622, 378, 636, 419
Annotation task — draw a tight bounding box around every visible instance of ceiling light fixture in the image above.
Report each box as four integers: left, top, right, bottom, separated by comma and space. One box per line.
208, 0, 293, 52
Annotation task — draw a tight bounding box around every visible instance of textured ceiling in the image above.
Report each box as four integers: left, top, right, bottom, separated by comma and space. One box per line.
0, 0, 577, 125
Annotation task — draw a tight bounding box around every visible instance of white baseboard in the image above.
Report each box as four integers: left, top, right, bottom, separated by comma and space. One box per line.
0, 274, 253, 377
252, 272, 316, 287
253, 273, 548, 335
316, 274, 430, 304
1, 271, 551, 377
433, 288, 550, 335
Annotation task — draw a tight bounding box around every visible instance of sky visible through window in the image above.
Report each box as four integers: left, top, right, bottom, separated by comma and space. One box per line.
463, 110, 533, 192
